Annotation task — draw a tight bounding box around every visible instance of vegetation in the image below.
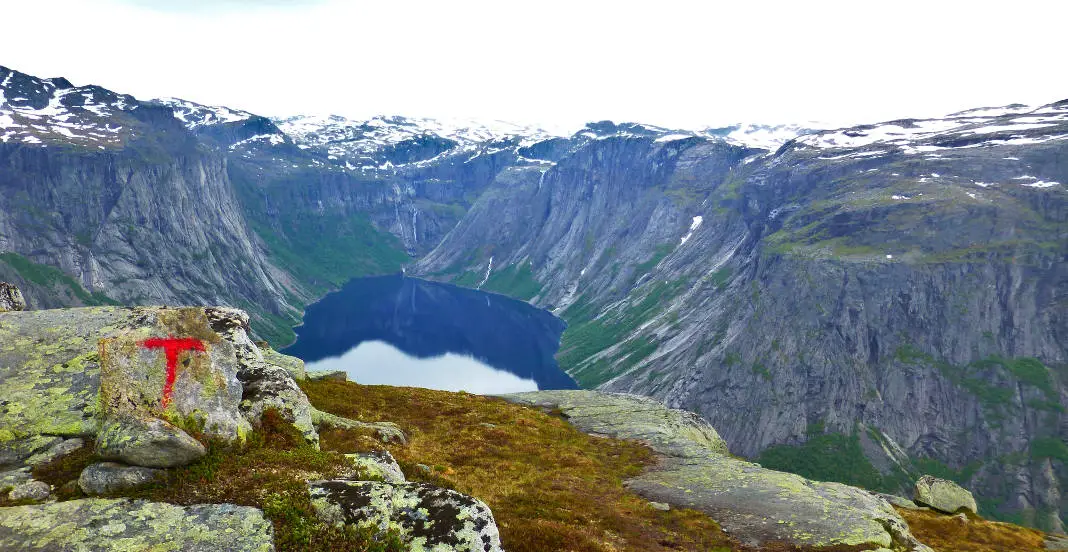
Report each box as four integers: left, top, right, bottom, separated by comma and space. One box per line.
756, 432, 889, 493
481, 262, 543, 300
0, 252, 118, 306
1030, 437, 1068, 463
897, 508, 1048, 552
558, 279, 686, 387
301, 379, 735, 552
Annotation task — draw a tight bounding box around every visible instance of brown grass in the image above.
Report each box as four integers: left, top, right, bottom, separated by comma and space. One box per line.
897, 507, 1048, 552
302, 379, 737, 552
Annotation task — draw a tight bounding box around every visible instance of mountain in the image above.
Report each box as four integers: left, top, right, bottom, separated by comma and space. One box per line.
1, 63, 1065, 532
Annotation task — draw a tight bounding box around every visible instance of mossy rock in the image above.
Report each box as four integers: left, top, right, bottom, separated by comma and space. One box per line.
914, 474, 978, 514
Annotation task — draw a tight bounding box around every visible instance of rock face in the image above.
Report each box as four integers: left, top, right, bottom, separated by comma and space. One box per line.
0, 305, 311, 456
95, 415, 206, 468
0, 282, 25, 312
78, 462, 163, 495
0, 499, 275, 551
308, 480, 503, 552
504, 390, 933, 551
914, 475, 979, 515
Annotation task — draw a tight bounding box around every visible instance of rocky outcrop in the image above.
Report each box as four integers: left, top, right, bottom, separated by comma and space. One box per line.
308, 480, 503, 552
78, 462, 163, 495
0, 282, 25, 312
504, 390, 933, 551
0, 499, 275, 551
95, 415, 206, 468
914, 475, 978, 515
345, 451, 405, 484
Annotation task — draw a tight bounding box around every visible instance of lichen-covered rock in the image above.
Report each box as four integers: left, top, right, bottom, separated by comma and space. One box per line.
0, 306, 256, 441
346, 451, 405, 484
24, 437, 85, 467
98, 307, 251, 442
309, 480, 503, 552
878, 492, 922, 510
263, 348, 305, 380
311, 409, 407, 445
0, 498, 275, 551
914, 475, 978, 514
504, 390, 932, 552
503, 390, 729, 457
239, 361, 319, 448
0, 435, 63, 467
78, 462, 163, 495
0, 282, 26, 312
0, 468, 32, 490
96, 415, 205, 468
307, 369, 347, 382
7, 480, 50, 502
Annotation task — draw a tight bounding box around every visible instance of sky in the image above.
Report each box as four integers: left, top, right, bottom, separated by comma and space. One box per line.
1, 0, 1065, 132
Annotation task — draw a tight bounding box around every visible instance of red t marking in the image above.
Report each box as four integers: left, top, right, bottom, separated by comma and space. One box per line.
142, 336, 206, 408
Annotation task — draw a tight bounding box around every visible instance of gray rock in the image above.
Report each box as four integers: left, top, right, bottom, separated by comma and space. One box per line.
345, 451, 405, 484
0, 498, 275, 551
78, 462, 163, 495
1046, 535, 1068, 551
311, 409, 408, 445
878, 492, 922, 510
309, 480, 503, 552
306, 369, 347, 382
24, 437, 86, 467
262, 348, 305, 380
914, 475, 978, 514
504, 390, 933, 552
96, 415, 205, 468
648, 501, 670, 511
239, 361, 319, 448
7, 480, 50, 502
0, 282, 26, 312
0, 468, 32, 490
0, 435, 63, 467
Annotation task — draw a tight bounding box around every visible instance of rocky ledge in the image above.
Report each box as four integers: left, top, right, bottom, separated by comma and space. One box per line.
503, 390, 934, 551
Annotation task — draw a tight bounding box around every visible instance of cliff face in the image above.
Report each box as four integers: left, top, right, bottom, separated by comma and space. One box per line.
2, 63, 1065, 530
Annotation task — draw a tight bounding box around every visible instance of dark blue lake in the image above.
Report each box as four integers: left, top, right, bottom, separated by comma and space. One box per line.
282, 274, 578, 393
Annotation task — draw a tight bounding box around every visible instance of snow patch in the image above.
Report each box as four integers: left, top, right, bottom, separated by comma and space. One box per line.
679, 215, 703, 245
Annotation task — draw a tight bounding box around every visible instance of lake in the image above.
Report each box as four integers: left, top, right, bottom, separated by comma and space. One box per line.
282, 274, 578, 393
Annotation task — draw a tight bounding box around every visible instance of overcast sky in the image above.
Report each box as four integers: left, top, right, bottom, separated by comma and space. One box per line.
2, 0, 1065, 132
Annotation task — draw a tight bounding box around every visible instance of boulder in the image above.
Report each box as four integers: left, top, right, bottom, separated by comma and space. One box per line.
24, 437, 86, 467
239, 361, 319, 448
96, 415, 205, 468
7, 480, 50, 502
78, 462, 163, 495
913, 475, 978, 514
263, 348, 305, 380
345, 451, 405, 484
308, 480, 503, 552
0, 282, 25, 312
97, 307, 251, 442
0, 435, 63, 467
0, 498, 274, 551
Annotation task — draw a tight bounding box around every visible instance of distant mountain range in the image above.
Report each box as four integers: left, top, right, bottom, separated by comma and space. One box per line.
1, 63, 1065, 532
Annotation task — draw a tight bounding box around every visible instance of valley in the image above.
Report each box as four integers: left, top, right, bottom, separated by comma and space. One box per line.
0, 62, 1065, 534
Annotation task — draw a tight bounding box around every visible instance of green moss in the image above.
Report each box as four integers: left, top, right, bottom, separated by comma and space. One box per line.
1031, 438, 1068, 462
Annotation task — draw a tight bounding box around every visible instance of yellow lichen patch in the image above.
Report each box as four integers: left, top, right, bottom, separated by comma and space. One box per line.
302, 379, 737, 552
897, 507, 1048, 552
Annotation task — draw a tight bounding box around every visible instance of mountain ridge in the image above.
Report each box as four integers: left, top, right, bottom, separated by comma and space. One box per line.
1, 62, 1065, 532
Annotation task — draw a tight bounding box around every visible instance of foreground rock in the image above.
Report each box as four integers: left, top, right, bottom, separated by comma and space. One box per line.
914, 475, 978, 515
96, 415, 206, 468
504, 390, 933, 551
0, 498, 274, 551
0, 282, 25, 312
346, 450, 406, 484
78, 462, 163, 495
309, 480, 503, 551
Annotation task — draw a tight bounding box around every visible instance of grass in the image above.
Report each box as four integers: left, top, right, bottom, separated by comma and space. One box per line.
897, 508, 1048, 552
0, 252, 118, 306
481, 261, 543, 301
301, 379, 736, 552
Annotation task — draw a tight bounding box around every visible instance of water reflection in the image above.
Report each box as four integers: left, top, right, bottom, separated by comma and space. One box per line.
282, 274, 577, 393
